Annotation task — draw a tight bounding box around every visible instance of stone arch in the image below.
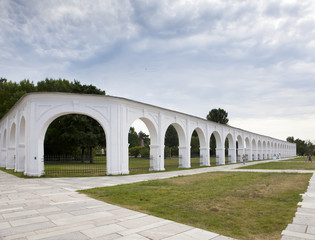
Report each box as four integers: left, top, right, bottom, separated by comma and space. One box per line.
244, 137, 251, 161
1, 129, 7, 167
236, 135, 244, 162
171, 122, 187, 168
224, 133, 236, 164
8, 122, 16, 169
17, 116, 26, 172
163, 120, 189, 169
190, 127, 208, 166
267, 141, 270, 159
128, 117, 158, 172
263, 141, 267, 159
0, 131, 3, 168
37, 108, 109, 176
210, 130, 224, 165
2, 129, 6, 148
257, 140, 262, 160
252, 138, 257, 160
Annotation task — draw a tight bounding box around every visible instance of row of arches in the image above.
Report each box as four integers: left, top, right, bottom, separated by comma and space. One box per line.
0, 113, 296, 175
0, 93, 296, 176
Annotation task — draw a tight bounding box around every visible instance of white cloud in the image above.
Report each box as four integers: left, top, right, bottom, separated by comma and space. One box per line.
1, 0, 315, 141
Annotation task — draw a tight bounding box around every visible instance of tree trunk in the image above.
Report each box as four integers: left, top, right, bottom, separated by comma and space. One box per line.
89, 147, 93, 164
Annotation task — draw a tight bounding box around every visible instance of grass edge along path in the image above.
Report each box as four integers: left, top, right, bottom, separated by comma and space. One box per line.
239, 157, 315, 170
79, 171, 311, 240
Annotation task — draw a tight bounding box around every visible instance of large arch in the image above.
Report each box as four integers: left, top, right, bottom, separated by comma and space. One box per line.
236, 135, 244, 162
7, 123, 16, 169
1, 129, 7, 168
171, 122, 187, 168
0, 132, 2, 167
224, 133, 236, 164
190, 127, 208, 166
257, 140, 262, 160
267, 141, 270, 159
210, 130, 224, 165
36, 108, 109, 176
262, 141, 267, 159
128, 117, 158, 173
252, 139, 257, 160
42, 113, 107, 176
244, 137, 251, 161
16, 116, 26, 172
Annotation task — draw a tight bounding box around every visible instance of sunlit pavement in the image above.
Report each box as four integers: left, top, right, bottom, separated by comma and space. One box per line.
0, 158, 314, 240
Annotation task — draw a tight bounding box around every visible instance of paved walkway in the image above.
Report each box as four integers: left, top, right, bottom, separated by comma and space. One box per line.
0, 159, 314, 240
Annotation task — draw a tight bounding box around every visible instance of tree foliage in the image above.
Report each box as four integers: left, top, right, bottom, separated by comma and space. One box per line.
206, 108, 229, 124
0, 78, 106, 157
286, 136, 315, 156
0, 78, 105, 119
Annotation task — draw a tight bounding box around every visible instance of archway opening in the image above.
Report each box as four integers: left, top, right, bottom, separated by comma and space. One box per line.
252, 139, 257, 160
0, 133, 3, 168
236, 135, 244, 163
190, 128, 207, 167
224, 133, 235, 164
17, 117, 26, 172
245, 137, 251, 161
128, 119, 152, 174
164, 124, 180, 170
44, 114, 106, 177
1, 130, 7, 168
257, 140, 262, 160
8, 123, 16, 169
210, 131, 222, 165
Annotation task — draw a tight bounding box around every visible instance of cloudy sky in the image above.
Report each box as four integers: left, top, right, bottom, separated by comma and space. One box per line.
1, 0, 315, 142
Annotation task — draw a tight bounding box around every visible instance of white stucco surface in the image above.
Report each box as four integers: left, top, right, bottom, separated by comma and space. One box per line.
0, 93, 296, 176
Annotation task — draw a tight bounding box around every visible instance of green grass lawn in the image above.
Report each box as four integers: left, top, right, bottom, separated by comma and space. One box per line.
80, 172, 311, 240
240, 157, 315, 170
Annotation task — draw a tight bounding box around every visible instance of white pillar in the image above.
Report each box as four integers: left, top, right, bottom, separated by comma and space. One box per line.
179, 146, 190, 168
228, 148, 236, 163
216, 148, 225, 165
200, 147, 210, 166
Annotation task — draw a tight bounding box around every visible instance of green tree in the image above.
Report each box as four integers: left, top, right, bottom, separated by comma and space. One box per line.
138, 131, 150, 147
129, 127, 140, 148
0, 78, 106, 159
44, 114, 106, 161
165, 125, 179, 148
206, 108, 229, 124
286, 136, 295, 143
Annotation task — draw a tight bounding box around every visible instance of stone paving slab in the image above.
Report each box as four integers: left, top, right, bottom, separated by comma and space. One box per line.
1, 167, 236, 240
1, 158, 314, 240
281, 172, 315, 240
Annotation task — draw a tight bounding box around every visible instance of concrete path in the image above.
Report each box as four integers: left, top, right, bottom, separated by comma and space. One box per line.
0, 159, 314, 240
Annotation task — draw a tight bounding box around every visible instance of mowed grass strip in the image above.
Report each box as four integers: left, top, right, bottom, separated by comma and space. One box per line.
240, 157, 315, 170
80, 172, 311, 240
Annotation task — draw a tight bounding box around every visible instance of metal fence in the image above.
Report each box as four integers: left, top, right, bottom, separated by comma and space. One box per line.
43, 155, 106, 177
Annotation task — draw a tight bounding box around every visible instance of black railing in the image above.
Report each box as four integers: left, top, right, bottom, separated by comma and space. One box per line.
43, 155, 106, 177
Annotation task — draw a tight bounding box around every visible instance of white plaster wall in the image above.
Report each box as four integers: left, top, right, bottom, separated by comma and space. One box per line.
0, 92, 297, 176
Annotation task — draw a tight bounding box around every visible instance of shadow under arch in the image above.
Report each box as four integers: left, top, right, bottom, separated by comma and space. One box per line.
257, 140, 262, 160
40, 113, 107, 177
